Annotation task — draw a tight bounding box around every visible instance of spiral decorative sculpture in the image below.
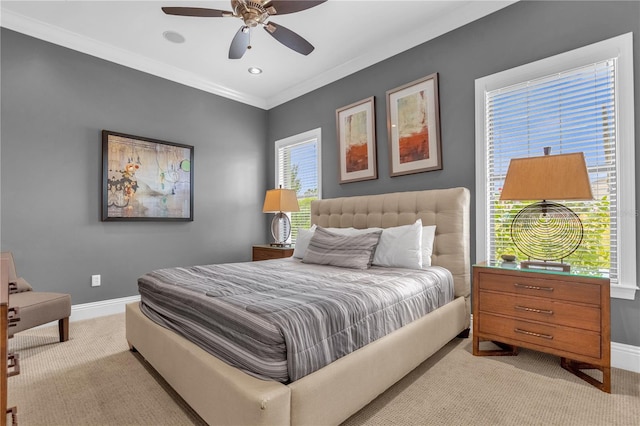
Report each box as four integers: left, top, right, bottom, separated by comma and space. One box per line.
510, 201, 583, 262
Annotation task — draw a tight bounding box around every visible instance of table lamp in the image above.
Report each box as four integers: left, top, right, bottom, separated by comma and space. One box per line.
499, 148, 593, 271
263, 186, 300, 246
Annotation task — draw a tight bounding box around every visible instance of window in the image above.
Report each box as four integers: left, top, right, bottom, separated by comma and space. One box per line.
275, 128, 322, 244
475, 33, 636, 299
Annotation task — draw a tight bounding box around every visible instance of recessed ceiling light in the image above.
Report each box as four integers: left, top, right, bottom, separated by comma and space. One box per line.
248, 67, 263, 75
163, 31, 185, 44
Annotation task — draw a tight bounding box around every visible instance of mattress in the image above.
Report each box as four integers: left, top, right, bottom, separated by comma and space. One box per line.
138, 258, 454, 383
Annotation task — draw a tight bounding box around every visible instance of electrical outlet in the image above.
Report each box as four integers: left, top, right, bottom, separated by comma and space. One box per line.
91, 274, 101, 287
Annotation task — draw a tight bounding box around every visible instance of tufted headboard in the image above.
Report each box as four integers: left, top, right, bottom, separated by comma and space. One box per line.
310, 187, 470, 313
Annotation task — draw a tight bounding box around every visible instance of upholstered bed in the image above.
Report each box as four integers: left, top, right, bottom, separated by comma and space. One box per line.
126, 187, 470, 425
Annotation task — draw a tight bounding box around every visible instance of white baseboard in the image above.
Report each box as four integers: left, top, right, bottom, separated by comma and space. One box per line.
69, 294, 141, 322
40, 296, 640, 374
611, 341, 640, 373
33, 295, 141, 330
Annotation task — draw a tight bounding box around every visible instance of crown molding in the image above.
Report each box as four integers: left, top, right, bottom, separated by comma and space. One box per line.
0, 8, 268, 109
265, 1, 517, 109
2, 2, 516, 110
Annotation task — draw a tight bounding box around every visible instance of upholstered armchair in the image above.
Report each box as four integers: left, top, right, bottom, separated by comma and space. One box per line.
2, 252, 71, 342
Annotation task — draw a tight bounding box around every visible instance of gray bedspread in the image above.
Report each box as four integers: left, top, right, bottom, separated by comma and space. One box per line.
138, 258, 454, 383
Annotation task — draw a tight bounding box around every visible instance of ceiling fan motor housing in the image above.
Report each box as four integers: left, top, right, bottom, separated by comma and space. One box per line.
232, 0, 273, 27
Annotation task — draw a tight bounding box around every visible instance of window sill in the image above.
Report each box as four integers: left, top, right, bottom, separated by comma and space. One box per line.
611, 284, 638, 300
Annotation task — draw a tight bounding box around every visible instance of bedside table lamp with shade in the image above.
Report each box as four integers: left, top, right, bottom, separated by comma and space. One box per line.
499, 148, 593, 271
263, 187, 300, 247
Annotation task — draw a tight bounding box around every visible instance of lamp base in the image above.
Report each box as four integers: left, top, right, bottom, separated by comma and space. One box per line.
269, 243, 292, 248
270, 212, 292, 246
521, 260, 571, 272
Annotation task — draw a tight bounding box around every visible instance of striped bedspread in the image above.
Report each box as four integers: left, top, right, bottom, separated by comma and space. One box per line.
139, 258, 454, 383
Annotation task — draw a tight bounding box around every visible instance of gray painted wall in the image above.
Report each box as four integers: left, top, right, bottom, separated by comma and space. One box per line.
1, 28, 268, 304
267, 1, 640, 346
1, 1, 638, 347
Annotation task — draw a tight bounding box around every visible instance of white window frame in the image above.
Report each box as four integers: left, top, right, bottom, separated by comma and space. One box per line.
475, 33, 637, 300
274, 128, 322, 242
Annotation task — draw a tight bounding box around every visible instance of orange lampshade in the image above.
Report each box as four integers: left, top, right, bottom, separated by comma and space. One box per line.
262, 188, 300, 213
500, 152, 593, 201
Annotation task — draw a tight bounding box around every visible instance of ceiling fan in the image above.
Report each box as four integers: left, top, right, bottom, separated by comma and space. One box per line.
162, 1, 327, 59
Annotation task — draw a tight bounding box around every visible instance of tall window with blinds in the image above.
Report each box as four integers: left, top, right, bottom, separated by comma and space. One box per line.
486, 60, 616, 276
275, 128, 322, 244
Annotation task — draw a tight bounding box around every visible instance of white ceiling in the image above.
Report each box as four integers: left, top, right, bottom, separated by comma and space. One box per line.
1, 0, 515, 109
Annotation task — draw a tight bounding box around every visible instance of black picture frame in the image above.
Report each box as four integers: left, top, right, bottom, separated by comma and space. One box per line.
101, 130, 194, 221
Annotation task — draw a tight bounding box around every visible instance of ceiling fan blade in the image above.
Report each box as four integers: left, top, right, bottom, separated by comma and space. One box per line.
161, 7, 230, 17
229, 26, 250, 59
267, 1, 327, 15
264, 22, 314, 56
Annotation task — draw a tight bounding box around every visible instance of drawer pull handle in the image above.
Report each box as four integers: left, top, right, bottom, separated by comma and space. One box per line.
514, 283, 554, 292
515, 305, 554, 315
8, 306, 20, 327
6, 406, 17, 426
514, 328, 553, 340
7, 352, 20, 377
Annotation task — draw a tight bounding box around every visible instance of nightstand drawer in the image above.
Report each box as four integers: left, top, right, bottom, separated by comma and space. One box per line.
478, 292, 600, 332
478, 313, 601, 359
477, 272, 601, 305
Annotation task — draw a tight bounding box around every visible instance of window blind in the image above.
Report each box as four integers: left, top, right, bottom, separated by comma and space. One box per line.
486, 59, 617, 281
276, 137, 319, 243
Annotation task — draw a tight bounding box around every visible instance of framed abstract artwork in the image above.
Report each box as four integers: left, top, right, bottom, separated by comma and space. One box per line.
386, 73, 442, 177
101, 130, 194, 221
336, 96, 377, 183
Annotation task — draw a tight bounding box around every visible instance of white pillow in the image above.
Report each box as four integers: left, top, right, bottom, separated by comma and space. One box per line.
295, 223, 428, 269
372, 219, 423, 270
328, 227, 384, 235
422, 225, 436, 267
323, 227, 380, 235
324, 227, 356, 235
292, 225, 317, 259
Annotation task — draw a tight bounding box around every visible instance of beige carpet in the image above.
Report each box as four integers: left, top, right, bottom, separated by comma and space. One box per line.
7, 313, 640, 425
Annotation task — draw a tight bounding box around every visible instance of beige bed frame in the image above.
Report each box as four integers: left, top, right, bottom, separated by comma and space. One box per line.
126, 187, 470, 425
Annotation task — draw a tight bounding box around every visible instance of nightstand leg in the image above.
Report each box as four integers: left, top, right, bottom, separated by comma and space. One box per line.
560, 358, 611, 393
473, 336, 519, 356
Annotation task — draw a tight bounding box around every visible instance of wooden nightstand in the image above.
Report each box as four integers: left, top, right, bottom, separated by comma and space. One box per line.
473, 262, 610, 392
252, 245, 294, 261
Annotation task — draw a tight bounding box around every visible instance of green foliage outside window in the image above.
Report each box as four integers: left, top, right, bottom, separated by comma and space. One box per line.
493, 197, 610, 270
290, 196, 315, 243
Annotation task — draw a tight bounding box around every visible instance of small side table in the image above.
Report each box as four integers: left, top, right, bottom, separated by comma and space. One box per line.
472, 262, 611, 392
252, 245, 294, 261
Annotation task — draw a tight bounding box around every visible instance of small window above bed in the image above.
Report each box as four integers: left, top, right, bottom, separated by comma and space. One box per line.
275, 128, 322, 244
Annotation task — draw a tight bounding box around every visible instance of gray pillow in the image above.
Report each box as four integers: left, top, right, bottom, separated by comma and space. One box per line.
302, 227, 382, 269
